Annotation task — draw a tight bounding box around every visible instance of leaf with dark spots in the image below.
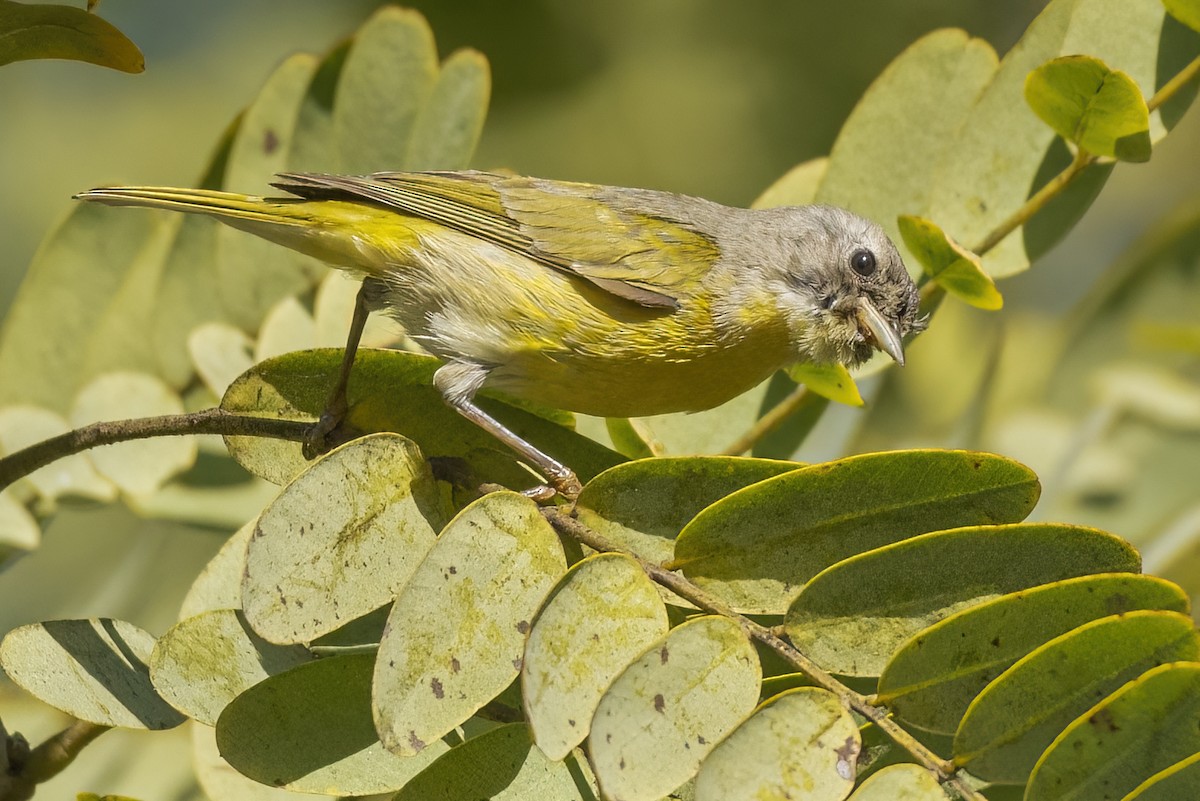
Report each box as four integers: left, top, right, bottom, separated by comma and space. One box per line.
654, 693, 665, 713
430, 677, 443, 699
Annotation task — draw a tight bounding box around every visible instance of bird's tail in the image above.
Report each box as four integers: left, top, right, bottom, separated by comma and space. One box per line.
74, 186, 407, 272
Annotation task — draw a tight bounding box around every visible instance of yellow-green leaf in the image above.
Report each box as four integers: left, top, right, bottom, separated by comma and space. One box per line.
848, 764, 950, 800
1164, 0, 1200, 32
0, 0, 142, 71
898, 215, 1002, 310
1025, 55, 1152, 162
786, 362, 864, 406
1124, 750, 1200, 800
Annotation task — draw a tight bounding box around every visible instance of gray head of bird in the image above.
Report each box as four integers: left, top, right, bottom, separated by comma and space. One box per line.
750, 204, 925, 368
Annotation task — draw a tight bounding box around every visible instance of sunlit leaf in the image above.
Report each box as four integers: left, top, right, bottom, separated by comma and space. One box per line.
179, 519, 254, 619
673, 450, 1040, 614
786, 362, 865, 406
0, 490, 39, 554
1025, 55, 1151, 161
878, 573, 1190, 733
192, 723, 319, 801
0, 0, 143, 71
523, 553, 669, 760
588, 616, 761, 801
373, 492, 566, 756
405, 48, 491, 169
785, 523, 1142, 676
753, 156, 828, 209
695, 688, 859, 801
1124, 750, 1200, 800
847, 763, 950, 800
0, 618, 184, 729
242, 434, 443, 644
188, 322, 254, 399
1164, 0, 1200, 32
898, 215, 1002, 309
955, 611, 1200, 783
1026, 662, 1200, 801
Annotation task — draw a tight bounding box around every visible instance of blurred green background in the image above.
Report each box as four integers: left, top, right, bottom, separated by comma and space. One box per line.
2, 2, 1199, 797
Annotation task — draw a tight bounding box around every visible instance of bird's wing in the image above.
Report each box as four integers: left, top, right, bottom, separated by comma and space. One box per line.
272, 171, 721, 309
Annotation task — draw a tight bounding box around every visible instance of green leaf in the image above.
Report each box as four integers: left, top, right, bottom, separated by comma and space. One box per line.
219, 348, 624, 492
334, 6, 438, 173
0, 405, 114, 502
216, 653, 480, 795
694, 688, 859, 801
786, 362, 865, 406
575, 455, 801, 567
785, 523, 1143, 677
523, 553, 670, 760
604, 417, 658, 459
0, 618, 184, 729
191, 723, 319, 801
1026, 662, 1200, 801
1164, 0, 1200, 32
373, 492, 566, 756
405, 48, 491, 169
878, 573, 1190, 733
1025, 55, 1152, 162
179, 519, 254, 619
1124, 750, 1200, 800
217, 53, 327, 331
242, 433, 443, 644
393, 723, 599, 801
897, 215, 1003, 310
588, 616, 761, 801
753, 156, 828, 209
287, 40, 349, 174
847, 763, 950, 800
672, 450, 1040, 614
0, 0, 142, 71
954, 611, 1200, 783
0, 490, 39, 555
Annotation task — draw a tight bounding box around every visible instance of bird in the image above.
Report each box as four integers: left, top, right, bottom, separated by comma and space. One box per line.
76, 170, 923, 497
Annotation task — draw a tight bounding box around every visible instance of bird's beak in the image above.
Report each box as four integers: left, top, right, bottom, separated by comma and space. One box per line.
857, 298, 905, 366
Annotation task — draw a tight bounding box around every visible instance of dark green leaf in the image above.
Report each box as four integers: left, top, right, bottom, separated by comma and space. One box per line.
954, 611, 1200, 783
1124, 750, 1200, 800
672, 450, 1040, 614
879, 573, 1190, 733
0, 0, 142, 71
1025, 55, 1151, 161
1164, 0, 1200, 32
786, 524, 1142, 677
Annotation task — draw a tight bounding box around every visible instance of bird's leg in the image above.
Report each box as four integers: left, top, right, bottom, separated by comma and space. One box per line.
302, 278, 384, 459
434, 361, 582, 500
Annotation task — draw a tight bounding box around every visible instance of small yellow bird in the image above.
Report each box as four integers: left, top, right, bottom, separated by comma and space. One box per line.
76, 171, 922, 496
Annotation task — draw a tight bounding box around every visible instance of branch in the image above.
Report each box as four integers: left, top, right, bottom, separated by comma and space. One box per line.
720, 385, 810, 457
1, 720, 110, 801
541, 508, 986, 801
0, 409, 312, 493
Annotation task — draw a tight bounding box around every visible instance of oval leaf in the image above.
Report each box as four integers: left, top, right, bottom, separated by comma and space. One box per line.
588, 615, 761, 801
393, 723, 598, 801
898, 215, 1002, 309
955, 611, 1200, 783
373, 491, 566, 756
0, 618, 184, 729
180, 519, 254, 619
879, 573, 1190, 733
0, 0, 143, 71
673, 450, 1040, 614
192, 723, 319, 801
848, 763, 950, 800
221, 348, 623, 491
695, 687, 859, 801
243, 433, 442, 644
216, 653, 469, 795
1026, 662, 1200, 801
404, 47, 491, 169
523, 553, 670, 760
575, 455, 800, 567
0, 405, 114, 502
1025, 55, 1152, 162
785, 523, 1142, 676
1164, 0, 1200, 33
786, 362, 865, 406
1123, 750, 1200, 800
148, 609, 311, 725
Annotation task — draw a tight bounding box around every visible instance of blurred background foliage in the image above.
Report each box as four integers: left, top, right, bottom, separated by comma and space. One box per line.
1, 1, 1199, 797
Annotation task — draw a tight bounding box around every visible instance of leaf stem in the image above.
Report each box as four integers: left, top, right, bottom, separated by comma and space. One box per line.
0, 409, 312, 494
1147, 53, 1200, 112
541, 508, 984, 801
720, 384, 810, 456
0, 720, 110, 801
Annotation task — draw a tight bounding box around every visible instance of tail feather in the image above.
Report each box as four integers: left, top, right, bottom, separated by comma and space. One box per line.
74, 186, 307, 226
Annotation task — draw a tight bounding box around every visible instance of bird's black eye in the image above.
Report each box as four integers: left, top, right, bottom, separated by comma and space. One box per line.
850, 249, 876, 277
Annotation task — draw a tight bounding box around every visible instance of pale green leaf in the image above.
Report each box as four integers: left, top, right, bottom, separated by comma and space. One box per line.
695, 688, 859, 801
405, 48, 491, 169
216, 653, 476, 795
673, 450, 1040, 614
785, 523, 1142, 676
898, 215, 1003, 309
588, 616, 761, 801
393, 723, 599, 801
1025, 55, 1151, 161
786, 362, 865, 406
1164, 0, 1200, 32
848, 764, 950, 800
955, 611, 1200, 783
0, 618, 184, 729
179, 519, 254, 619
1026, 662, 1200, 801
0, 490, 39, 553
187, 322, 254, 400
253, 295, 315, 362
148, 609, 311, 725
879, 573, 1190, 733
523, 553, 670, 760
0, 0, 143, 71
374, 491, 567, 756
312, 272, 398, 349
0, 405, 114, 502
753, 157, 828, 209
287, 40, 348, 174
242, 433, 443, 644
